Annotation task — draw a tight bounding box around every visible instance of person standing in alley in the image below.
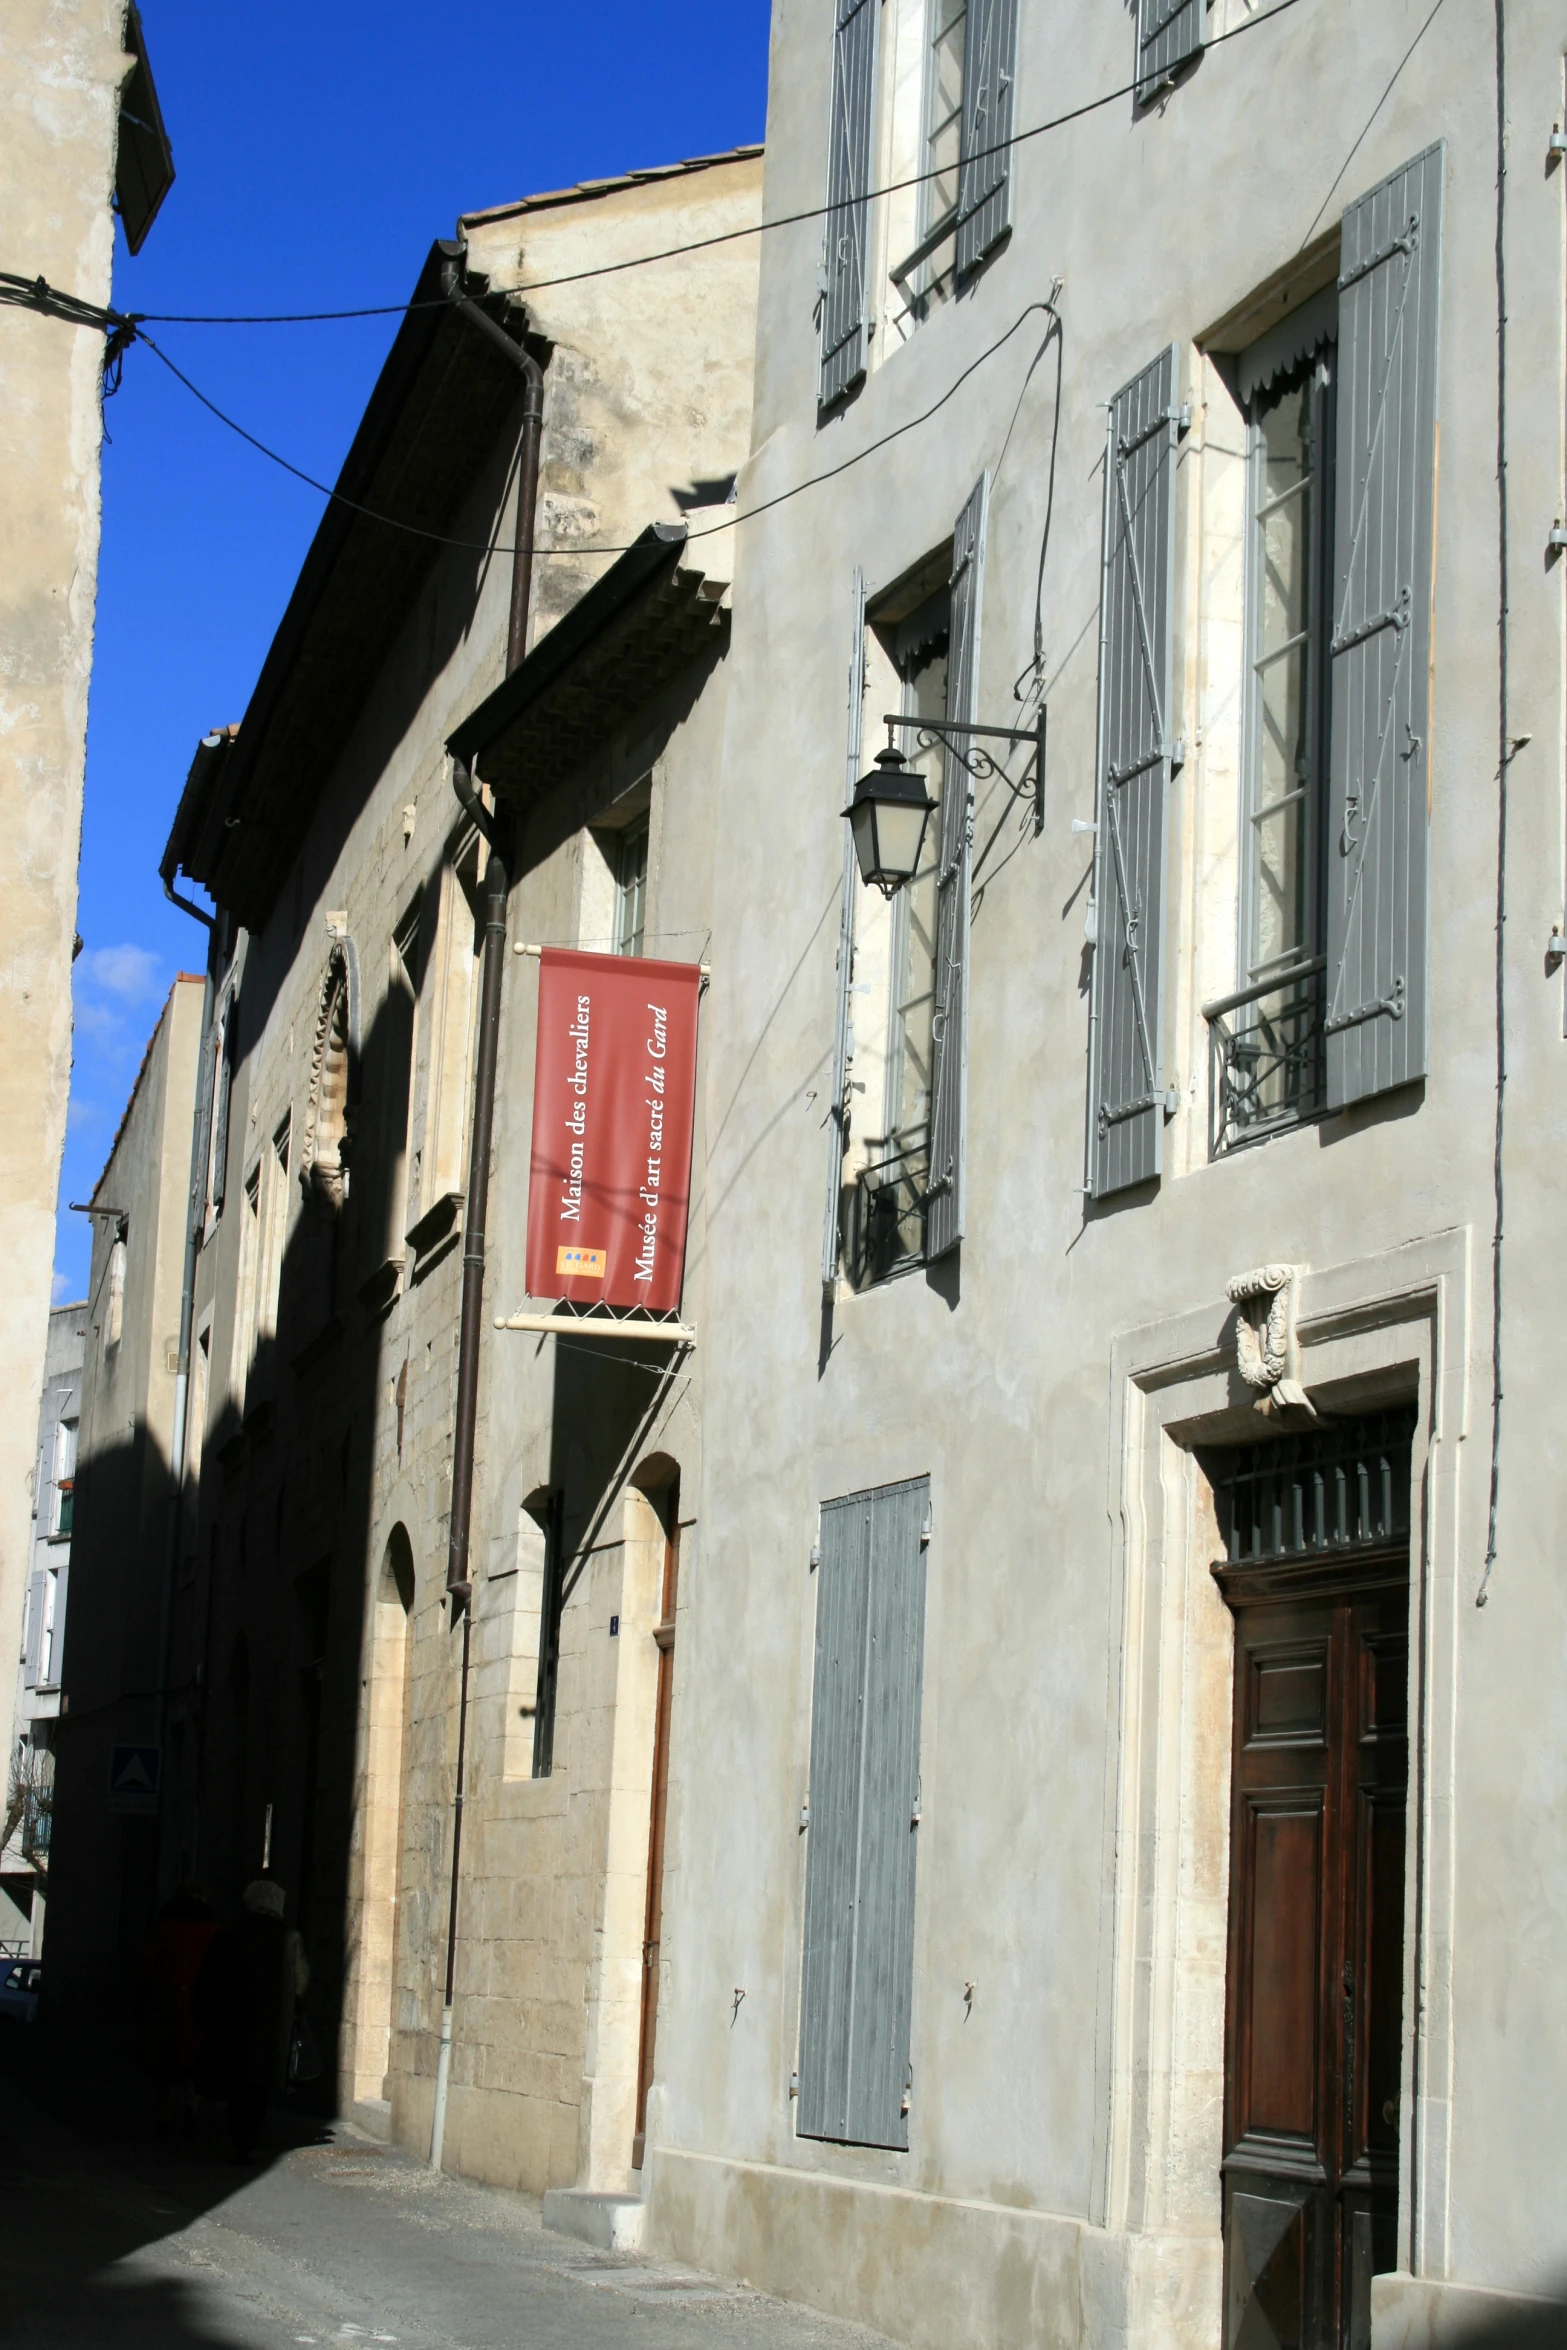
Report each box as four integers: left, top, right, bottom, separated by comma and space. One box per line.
196, 1878, 309, 2162
137, 1882, 219, 2134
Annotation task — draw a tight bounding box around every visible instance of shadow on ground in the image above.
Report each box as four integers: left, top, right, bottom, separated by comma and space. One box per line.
0, 2020, 327, 2349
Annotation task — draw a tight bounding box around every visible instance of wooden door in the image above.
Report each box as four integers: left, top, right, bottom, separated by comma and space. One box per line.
1219, 1564, 1408, 2350
632, 1484, 679, 2170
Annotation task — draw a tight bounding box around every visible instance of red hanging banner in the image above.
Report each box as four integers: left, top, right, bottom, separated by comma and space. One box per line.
525, 949, 702, 1313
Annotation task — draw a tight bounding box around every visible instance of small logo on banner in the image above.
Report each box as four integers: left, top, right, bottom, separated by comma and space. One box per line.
556, 1244, 606, 1279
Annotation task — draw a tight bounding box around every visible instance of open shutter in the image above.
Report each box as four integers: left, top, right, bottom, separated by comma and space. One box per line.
823, 572, 867, 1290
798, 1478, 928, 2149
819, 0, 878, 410
954, 0, 1018, 280
926, 475, 988, 1259
1136, 0, 1202, 103
1325, 144, 1444, 1110
1088, 347, 1180, 1199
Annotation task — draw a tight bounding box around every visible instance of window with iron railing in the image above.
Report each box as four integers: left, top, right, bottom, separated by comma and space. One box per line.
1205, 330, 1336, 1153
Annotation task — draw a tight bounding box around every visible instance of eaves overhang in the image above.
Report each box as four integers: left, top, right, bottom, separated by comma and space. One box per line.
447, 522, 731, 803
162, 241, 539, 932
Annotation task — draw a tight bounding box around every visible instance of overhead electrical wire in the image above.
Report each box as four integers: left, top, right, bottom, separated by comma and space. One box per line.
135, 300, 1065, 559
0, 0, 1308, 334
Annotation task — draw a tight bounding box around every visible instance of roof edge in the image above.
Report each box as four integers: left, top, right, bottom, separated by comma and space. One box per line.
459, 145, 763, 230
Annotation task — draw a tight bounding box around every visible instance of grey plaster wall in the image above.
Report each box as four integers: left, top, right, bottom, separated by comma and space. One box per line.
646, 3, 1567, 2343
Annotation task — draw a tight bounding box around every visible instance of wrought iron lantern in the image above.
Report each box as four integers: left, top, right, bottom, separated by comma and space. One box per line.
847, 744, 936, 897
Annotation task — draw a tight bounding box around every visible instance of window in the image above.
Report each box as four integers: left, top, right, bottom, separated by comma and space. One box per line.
1091, 147, 1443, 1189
826, 479, 987, 1290
797, 1478, 928, 2148
613, 816, 649, 958
103, 1232, 126, 1352
379, 905, 422, 1268
52, 1416, 77, 1540
231, 1165, 261, 1409
404, 831, 483, 1246
531, 1491, 566, 1778
849, 588, 950, 1283
887, 0, 967, 317
206, 988, 235, 1226
1208, 334, 1337, 1149
820, 0, 1016, 404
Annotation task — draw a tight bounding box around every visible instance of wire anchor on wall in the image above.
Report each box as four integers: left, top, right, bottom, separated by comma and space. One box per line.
879, 706, 1047, 837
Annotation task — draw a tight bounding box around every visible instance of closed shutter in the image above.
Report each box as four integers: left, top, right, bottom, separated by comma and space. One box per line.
1136, 0, 1202, 104
1325, 144, 1444, 1110
210, 996, 232, 1214
23, 1569, 45, 1687
954, 0, 1018, 280
824, 570, 868, 1290
1088, 346, 1180, 1199
797, 1476, 929, 2149
926, 475, 988, 1259
820, 0, 879, 410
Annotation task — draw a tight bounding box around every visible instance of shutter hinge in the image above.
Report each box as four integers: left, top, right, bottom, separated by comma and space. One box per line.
1170, 736, 1186, 771
1177, 401, 1191, 435
919, 1510, 932, 1548
1546, 929, 1566, 971
1548, 127, 1567, 167
799, 1799, 810, 1830
1548, 523, 1567, 561
790, 2070, 799, 2098
809, 1542, 820, 1571
1163, 1086, 1182, 1120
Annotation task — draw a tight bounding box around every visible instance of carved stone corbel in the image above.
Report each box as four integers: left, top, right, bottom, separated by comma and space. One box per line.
1226, 1262, 1314, 1416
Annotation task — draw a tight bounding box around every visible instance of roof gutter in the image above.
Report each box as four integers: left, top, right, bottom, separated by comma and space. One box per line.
431, 250, 545, 2176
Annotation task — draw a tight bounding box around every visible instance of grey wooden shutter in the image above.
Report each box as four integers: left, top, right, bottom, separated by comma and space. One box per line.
820, 0, 878, 410
797, 1477, 928, 2149
210, 996, 232, 1214
24, 1569, 45, 1687
1088, 347, 1180, 1199
926, 475, 988, 1259
1136, 0, 1202, 104
823, 571, 867, 1290
1325, 144, 1444, 1110
954, 0, 1018, 279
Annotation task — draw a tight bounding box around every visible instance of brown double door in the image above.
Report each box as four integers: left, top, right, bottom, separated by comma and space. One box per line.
1218, 1558, 1408, 2350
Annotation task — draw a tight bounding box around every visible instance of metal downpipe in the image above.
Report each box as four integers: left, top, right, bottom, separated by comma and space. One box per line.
431, 296, 542, 2166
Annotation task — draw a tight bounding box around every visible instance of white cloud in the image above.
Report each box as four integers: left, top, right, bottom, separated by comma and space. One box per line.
80, 943, 165, 1005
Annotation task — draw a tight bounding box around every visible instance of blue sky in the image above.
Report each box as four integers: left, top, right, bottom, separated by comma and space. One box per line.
58, 0, 770, 1301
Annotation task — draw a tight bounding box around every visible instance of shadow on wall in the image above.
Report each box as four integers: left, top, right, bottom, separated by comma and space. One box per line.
45, 965, 441, 2111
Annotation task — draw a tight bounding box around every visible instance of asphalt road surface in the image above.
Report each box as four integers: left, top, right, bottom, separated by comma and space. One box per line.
0, 2051, 894, 2350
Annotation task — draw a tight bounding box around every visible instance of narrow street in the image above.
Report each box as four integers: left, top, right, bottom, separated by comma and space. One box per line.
0, 2057, 892, 2350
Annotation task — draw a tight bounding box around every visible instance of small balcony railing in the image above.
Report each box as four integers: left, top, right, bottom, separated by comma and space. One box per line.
1203, 956, 1327, 1156
844, 1136, 929, 1289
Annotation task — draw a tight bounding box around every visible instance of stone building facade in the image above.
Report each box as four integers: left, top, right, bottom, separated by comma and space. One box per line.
2, 1303, 86, 1956
134, 153, 760, 2193
45, 976, 204, 2008
0, 1, 171, 1814
637, 3, 1567, 2347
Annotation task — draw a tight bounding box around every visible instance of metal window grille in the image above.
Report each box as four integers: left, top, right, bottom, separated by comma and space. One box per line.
1204, 1410, 1416, 1568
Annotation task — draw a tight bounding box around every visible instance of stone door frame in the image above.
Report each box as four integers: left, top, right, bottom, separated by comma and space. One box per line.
1090, 1228, 1471, 2318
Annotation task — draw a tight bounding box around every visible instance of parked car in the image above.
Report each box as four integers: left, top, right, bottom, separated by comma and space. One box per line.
0, 1961, 41, 2023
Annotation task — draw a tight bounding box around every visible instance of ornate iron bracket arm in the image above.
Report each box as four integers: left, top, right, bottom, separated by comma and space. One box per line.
881, 707, 1047, 836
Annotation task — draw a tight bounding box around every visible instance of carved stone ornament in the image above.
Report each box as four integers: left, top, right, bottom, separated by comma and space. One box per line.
301, 945, 353, 1209
1226, 1263, 1315, 1416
